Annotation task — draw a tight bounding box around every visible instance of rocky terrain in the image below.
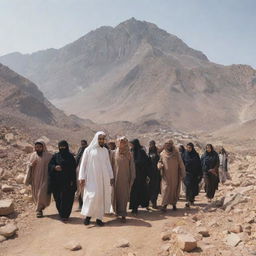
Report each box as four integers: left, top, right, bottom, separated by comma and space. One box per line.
1, 18, 256, 132
0, 122, 256, 255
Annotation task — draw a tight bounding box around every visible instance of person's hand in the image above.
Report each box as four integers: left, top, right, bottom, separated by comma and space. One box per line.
110, 178, 114, 186
55, 165, 62, 171
80, 180, 85, 187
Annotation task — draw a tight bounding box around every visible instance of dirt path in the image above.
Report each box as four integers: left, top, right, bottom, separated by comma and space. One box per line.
0, 195, 204, 256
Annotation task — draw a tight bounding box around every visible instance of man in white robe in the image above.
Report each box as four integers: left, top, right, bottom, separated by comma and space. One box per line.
79, 131, 114, 226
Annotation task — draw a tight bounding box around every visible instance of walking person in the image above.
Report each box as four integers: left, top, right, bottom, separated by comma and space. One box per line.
148, 140, 161, 209
183, 143, 202, 207
129, 139, 150, 214
158, 140, 185, 212
25, 140, 52, 218
218, 147, 230, 184
111, 137, 135, 222
48, 140, 77, 222
79, 131, 114, 226
201, 144, 220, 202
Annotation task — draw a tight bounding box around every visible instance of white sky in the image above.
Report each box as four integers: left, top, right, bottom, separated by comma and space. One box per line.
0, 0, 255, 68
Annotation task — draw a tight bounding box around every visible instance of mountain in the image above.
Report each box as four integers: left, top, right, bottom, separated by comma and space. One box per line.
0, 63, 94, 142
1, 18, 256, 132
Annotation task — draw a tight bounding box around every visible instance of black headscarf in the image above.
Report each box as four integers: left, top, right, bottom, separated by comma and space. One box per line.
149, 140, 158, 154
58, 140, 70, 158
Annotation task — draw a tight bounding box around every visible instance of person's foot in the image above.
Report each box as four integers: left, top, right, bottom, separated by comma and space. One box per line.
172, 204, 177, 211
208, 199, 212, 203
96, 219, 104, 227
185, 202, 190, 208
84, 216, 91, 225
36, 211, 43, 218
121, 216, 126, 223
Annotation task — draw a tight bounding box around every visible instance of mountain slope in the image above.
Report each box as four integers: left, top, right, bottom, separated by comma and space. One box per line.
1, 18, 256, 132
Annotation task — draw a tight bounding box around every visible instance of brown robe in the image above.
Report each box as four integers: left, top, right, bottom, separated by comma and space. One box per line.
111, 141, 136, 217
26, 140, 52, 212
158, 148, 185, 206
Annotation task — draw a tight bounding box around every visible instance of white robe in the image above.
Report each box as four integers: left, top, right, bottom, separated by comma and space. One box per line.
79, 146, 113, 219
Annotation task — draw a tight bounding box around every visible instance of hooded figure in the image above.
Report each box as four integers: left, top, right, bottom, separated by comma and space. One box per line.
129, 139, 150, 214
183, 143, 202, 207
25, 139, 52, 218
48, 140, 77, 221
158, 140, 185, 211
148, 140, 161, 209
79, 131, 114, 226
201, 144, 220, 201
111, 137, 136, 222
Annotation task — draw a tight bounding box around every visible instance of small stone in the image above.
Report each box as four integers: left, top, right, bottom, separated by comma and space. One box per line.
64, 241, 82, 251
2, 185, 14, 193
115, 239, 130, 248
0, 235, 7, 242
127, 253, 136, 256
226, 233, 241, 247
229, 225, 243, 234
197, 227, 210, 237
15, 174, 25, 184
0, 223, 18, 238
161, 231, 172, 241
176, 234, 197, 252
0, 200, 14, 216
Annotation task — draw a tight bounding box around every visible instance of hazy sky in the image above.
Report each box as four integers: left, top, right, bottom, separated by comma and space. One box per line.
0, 0, 255, 68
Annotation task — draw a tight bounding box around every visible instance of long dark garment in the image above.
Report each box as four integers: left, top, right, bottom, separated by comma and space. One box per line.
48, 145, 77, 219
183, 150, 202, 203
148, 148, 160, 206
201, 151, 220, 199
129, 140, 150, 211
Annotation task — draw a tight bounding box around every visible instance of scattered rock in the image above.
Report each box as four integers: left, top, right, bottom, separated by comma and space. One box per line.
0, 223, 18, 238
0, 235, 7, 242
64, 241, 82, 251
0, 200, 14, 216
1, 184, 14, 193
115, 239, 130, 248
197, 227, 210, 237
161, 231, 172, 241
176, 234, 197, 252
15, 174, 25, 184
229, 225, 243, 233
226, 233, 241, 247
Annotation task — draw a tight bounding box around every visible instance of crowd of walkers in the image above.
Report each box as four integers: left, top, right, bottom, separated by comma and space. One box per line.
24, 131, 230, 225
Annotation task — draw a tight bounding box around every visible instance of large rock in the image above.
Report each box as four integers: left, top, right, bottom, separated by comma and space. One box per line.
14, 141, 33, 154
226, 233, 241, 247
0, 223, 18, 238
176, 234, 197, 252
161, 231, 172, 241
0, 200, 14, 216
197, 227, 210, 237
64, 241, 82, 251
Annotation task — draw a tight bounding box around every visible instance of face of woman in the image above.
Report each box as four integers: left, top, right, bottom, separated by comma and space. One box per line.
206, 145, 212, 153
186, 145, 193, 152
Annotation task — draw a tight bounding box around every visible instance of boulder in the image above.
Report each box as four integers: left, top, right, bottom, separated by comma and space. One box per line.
223, 193, 248, 212
0, 223, 18, 238
0, 200, 14, 216
64, 241, 82, 251
176, 234, 197, 252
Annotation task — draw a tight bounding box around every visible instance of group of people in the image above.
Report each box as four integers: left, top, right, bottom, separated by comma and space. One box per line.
25, 131, 230, 226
